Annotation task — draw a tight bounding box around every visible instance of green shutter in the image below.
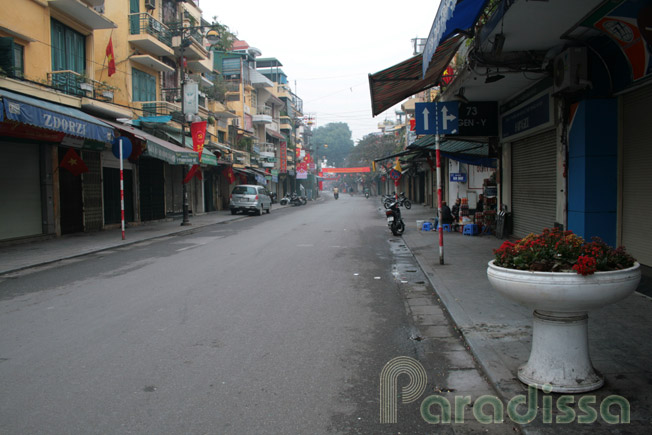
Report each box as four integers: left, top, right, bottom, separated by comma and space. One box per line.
50, 19, 85, 74
0, 37, 15, 77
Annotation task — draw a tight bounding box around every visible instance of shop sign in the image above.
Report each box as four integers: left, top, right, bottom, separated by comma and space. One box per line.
458, 102, 498, 136
502, 94, 550, 138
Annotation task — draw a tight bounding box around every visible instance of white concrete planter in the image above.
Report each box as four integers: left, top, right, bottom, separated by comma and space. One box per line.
487, 260, 641, 393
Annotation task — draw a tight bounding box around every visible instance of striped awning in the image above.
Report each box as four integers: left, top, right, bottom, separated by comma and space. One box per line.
368, 34, 463, 117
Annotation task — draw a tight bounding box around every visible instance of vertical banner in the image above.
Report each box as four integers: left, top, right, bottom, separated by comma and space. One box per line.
280, 141, 287, 173
183, 121, 207, 184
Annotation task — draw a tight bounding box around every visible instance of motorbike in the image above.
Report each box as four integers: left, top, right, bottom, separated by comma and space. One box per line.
381, 194, 394, 208
334, 191, 339, 200
288, 192, 307, 206
383, 192, 411, 210
385, 200, 405, 236
290, 193, 303, 206
279, 193, 291, 205
364, 190, 369, 199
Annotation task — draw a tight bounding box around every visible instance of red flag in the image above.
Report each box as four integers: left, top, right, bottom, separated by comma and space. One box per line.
59, 148, 89, 176
183, 164, 202, 184
223, 166, 235, 184
106, 37, 116, 77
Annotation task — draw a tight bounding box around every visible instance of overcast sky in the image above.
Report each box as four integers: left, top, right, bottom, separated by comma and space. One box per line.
199, 1, 440, 143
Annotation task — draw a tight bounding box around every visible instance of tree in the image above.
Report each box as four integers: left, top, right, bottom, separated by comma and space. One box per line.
344, 132, 404, 187
347, 132, 403, 168
311, 122, 354, 167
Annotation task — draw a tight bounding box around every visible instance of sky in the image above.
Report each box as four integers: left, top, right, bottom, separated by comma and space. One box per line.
199, 1, 440, 143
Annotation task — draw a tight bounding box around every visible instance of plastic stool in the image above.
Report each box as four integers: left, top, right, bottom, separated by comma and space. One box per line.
440, 224, 451, 232
463, 224, 478, 236
421, 222, 433, 231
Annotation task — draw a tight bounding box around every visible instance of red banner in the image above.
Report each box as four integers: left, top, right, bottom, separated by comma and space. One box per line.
321, 167, 371, 173
280, 141, 287, 173
191, 121, 207, 155
183, 121, 207, 184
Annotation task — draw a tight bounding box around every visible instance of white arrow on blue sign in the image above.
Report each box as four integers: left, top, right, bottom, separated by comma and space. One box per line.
414, 102, 459, 135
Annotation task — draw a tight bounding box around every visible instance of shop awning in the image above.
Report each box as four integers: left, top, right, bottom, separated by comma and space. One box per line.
368, 0, 490, 117
0, 89, 113, 142
266, 128, 285, 140
409, 136, 496, 167
368, 34, 463, 117
410, 136, 488, 156
422, 0, 490, 77
373, 148, 420, 163
102, 120, 198, 165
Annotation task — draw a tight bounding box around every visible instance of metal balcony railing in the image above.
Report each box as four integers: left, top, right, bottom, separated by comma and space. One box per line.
48, 70, 115, 102
161, 87, 180, 104
129, 13, 172, 47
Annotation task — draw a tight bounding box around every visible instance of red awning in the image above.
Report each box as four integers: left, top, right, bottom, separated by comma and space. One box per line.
368, 34, 463, 117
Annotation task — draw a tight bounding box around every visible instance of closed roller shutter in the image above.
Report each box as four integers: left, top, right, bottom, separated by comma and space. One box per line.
0, 143, 42, 240
511, 130, 557, 238
622, 84, 652, 267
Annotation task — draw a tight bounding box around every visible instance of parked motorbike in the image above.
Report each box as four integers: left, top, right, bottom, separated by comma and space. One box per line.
290, 193, 303, 206
385, 201, 405, 236
384, 192, 411, 210
381, 194, 395, 209
280, 193, 291, 205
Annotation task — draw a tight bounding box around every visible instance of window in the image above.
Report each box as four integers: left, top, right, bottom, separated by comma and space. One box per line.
132, 68, 157, 116
132, 68, 156, 101
51, 19, 85, 74
0, 37, 23, 78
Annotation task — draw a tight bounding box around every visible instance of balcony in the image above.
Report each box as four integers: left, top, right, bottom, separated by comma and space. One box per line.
48, 70, 116, 102
136, 100, 181, 118
277, 84, 291, 99
128, 13, 174, 57
280, 115, 292, 131
252, 114, 272, 124
252, 106, 273, 124
169, 22, 209, 62
48, 0, 116, 30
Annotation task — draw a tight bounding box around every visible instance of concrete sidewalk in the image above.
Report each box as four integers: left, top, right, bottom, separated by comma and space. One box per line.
0, 204, 293, 276
399, 205, 652, 433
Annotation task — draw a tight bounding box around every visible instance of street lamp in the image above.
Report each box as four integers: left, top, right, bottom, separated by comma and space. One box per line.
175, 22, 221, 226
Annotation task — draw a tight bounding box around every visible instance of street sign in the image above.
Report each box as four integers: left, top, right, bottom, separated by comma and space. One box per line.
415, 102, 459, 135
450, 173, 467, 183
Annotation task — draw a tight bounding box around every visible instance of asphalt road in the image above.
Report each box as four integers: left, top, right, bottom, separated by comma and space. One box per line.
0, 194, 514, 434
0, 195, 411, 433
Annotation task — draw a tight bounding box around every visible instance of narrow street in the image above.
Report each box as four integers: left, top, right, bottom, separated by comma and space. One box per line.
0, 196, 515, 434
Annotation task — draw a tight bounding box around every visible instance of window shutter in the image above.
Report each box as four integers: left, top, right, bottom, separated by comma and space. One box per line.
0, 37, 15, 77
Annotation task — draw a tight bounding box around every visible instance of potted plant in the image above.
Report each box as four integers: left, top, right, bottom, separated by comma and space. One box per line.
487, 228, 640, 393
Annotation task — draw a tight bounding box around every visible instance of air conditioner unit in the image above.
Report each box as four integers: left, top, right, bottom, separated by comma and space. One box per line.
553, 47, 588, 93
231, 118, 241, 127
145, 0, 156, 10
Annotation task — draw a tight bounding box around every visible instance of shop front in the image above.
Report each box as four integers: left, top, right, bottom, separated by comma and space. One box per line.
102, 120, 198, 222
0, 89, 113, 241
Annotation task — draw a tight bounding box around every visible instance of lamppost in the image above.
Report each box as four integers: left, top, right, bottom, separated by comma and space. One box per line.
175, 23, 221, 226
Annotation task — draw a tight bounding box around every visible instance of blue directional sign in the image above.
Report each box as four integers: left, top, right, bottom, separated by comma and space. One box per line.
415, 102, 459, 135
